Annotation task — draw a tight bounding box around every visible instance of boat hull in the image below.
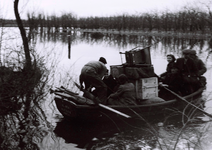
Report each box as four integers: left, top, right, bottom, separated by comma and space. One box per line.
54, 87, 205, 121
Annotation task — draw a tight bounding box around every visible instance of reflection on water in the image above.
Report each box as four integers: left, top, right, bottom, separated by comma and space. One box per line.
54, 118, 121, 149
1, 28, 212, 149
52, 107, 208, 150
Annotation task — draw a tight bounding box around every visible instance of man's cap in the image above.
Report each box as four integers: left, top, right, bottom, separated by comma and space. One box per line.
99, 57, 107, 64
182, 49, 191, 54
182, 49, 196, 55
190, 50, 196, 55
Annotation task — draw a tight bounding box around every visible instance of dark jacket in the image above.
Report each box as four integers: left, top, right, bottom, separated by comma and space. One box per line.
81, 61, 107, 79
166, 61, 176, 73
175, 57, 198, 76
108, 82, 137, 105
80, 61, 107, 88
80, 61, 108, 102
195, 58, 207, 76
163, 72, 183, 94
160, 62, 176, 82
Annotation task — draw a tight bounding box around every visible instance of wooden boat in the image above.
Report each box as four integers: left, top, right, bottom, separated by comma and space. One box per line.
52, 46, 207, 121
52, 86, 205, 121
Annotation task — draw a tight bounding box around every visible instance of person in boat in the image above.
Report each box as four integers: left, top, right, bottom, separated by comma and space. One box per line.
160, 54, 176, 82
175, 49, 199, 94
102, 72, 118, 97
107, 74, 137, 105
79, 57, 108, 103
159, 65, 184, 99
188, 50, 207, 88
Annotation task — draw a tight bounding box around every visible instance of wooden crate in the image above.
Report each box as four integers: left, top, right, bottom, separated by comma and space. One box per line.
135, 77, 158, 99
139, 77, 158, 87
136, 86, 158, 99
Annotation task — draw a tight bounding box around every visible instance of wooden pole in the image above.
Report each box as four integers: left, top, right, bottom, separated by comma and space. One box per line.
68, 35, 71, 59
74, 82, 131, 118
163, 87, 212, 118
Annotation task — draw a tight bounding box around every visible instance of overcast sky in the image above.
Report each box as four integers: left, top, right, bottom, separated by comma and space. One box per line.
0, 0, 210, 19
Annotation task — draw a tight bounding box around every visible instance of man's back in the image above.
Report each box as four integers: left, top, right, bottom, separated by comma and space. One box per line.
112, 82, 137, 105
83, 61, 107, 78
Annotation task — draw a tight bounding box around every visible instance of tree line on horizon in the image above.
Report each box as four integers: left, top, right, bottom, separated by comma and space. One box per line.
1, 4, 212, 34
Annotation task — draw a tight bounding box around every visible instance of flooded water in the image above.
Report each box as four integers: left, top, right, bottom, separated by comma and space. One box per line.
1, 27, 212, 149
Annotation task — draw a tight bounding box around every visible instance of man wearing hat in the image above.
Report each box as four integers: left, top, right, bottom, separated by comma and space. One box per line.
188, 50, 207, 76
175, 49, 199, 94
175, 49, 199, 76
79, 57, 108, 103
188, 50, 207, 88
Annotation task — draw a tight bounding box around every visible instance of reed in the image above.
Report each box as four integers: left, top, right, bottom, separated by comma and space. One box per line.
87, 94, 211, 150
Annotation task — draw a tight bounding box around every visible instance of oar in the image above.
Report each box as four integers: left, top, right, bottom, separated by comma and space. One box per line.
74, 82, 131, 118
60, 86, 79, 95
163, 86, 212, 118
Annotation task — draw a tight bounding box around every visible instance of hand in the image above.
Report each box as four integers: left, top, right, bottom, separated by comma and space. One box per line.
161, 84, 168, 87
159, 82, 168, 87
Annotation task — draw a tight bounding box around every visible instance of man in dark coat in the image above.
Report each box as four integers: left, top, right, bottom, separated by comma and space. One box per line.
189, 50, 207, 88
79, 57, 108, 103
175, 49, 199, 94
176, 50, 198, 77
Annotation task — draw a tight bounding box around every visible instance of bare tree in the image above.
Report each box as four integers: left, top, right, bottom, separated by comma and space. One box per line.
200, 0, 212, 31
14, 0, 32, 71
